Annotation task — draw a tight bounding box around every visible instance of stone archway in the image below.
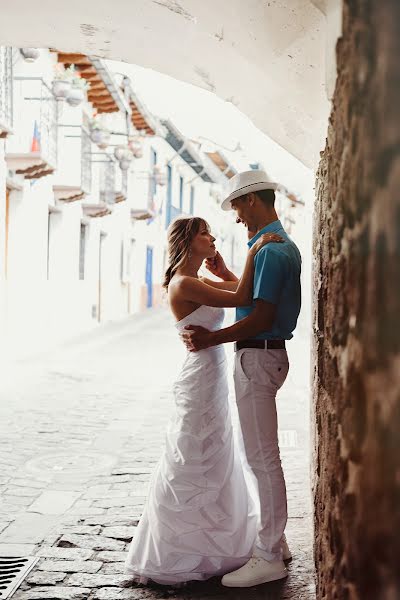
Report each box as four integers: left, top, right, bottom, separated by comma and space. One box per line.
1, 1, 399, 598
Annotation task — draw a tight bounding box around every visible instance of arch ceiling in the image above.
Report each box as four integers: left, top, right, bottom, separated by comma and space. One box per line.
0, 0, 332, 168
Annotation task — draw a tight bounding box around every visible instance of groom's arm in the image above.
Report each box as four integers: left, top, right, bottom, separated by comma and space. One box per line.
212, 299, 276, 344
215, 246, 284, 342
182, 300, 276, 351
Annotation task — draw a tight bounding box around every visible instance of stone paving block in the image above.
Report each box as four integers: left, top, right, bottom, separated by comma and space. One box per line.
38, 559, 103, 573
111, 468, 152, 476
92, 496, 146, 508
4, 487, 42, 497
26, 570, 67, 585
66, 509, 107, 517
100, 562, 125, 574
11, 478, 48, 489
83, 515, 139, 527
0, 514, 58, 543
101, 526, 136, 541
93, 589, 148, 599
128, 488, 150, 497
81, 485, 112, 498
12, 586, 91, 599
66, 572, 128, 587
0, 542, 38, 555
95, 551, 127, 562
63, 525, 102, 535
0, 521, 11, 534
28, 491, 82, 515
106, 506, 143, 516
1, 495, 34, 506
0, 503, 21, 513
58, 533, 125, 551
84, 489, 131, 499
91, 475, 132, 484
35, 547, 95, 560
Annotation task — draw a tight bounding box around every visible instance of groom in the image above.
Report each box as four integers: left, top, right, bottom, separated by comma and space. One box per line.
182, 170, 301, 587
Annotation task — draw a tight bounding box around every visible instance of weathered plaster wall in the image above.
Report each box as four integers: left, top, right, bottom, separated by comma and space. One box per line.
0, 0, 331, 167
313, 1, 400, 598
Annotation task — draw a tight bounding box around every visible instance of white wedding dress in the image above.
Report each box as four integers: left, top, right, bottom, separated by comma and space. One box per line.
124, 305, 257, 585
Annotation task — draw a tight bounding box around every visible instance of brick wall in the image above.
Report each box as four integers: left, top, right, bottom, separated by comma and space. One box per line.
312, 1, 400, 598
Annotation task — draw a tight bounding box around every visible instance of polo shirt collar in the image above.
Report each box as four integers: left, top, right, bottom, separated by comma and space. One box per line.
247, 220, 283, 248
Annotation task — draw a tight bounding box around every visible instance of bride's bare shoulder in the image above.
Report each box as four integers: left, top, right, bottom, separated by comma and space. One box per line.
169, 274, 197, 293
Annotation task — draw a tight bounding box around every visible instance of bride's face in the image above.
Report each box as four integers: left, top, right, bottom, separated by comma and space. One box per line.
190, 225, 217, 260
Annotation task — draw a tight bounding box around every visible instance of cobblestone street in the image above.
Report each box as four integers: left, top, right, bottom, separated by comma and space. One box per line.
0, 308, 315, 600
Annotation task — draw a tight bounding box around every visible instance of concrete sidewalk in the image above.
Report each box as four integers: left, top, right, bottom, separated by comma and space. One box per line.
0, 308, 315, 599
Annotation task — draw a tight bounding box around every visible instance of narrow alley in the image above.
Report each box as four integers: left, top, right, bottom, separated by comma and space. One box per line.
0, 308, 314, 599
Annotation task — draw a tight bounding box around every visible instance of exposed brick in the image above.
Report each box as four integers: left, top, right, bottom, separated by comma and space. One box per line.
313, 1, 400, 598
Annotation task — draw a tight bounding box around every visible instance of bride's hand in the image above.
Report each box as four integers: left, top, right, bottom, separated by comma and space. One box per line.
250, 233, 284, 256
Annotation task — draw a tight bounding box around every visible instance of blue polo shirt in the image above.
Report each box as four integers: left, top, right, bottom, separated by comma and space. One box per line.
236, 220, 301, 340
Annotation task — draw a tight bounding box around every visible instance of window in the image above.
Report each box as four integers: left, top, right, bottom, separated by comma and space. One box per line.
47, 212, 51, 280
79, 223, 87, 280
150, 148, 157, 199
179, 176, 184, 212
165, 164, 173, 228
190, 186, 195, 215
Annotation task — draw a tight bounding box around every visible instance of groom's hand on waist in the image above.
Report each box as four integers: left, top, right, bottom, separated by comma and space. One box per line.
181, 325, 214, 351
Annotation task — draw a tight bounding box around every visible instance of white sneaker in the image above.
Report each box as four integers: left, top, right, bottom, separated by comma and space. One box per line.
281, 536, 292, 561
221, 557, 288, 587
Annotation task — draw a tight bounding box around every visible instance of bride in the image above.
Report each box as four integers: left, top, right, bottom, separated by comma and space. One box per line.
124, 216, 283, 585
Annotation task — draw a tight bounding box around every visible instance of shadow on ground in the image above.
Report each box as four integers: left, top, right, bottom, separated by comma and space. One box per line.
123, 577, 288, 600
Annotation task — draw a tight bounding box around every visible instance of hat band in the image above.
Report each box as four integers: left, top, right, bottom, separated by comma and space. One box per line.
228, 180, 275, 197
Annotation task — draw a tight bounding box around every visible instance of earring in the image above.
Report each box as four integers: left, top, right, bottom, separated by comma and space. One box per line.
188, 248, 192, 260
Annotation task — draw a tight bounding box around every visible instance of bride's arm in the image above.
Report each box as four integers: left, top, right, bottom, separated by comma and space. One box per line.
178, 233, 283, 308
200, 252, 239, 290
199, 277, 239, 291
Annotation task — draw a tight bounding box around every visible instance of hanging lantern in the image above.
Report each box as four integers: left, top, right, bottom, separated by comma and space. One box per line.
66, 87, 85, 107
128, 135, 143, 159
20, 48, 40, 62
114, 145, 127, 161
90, 128, 111, 149
119, 158, 131, 171
52, 79, 72, 99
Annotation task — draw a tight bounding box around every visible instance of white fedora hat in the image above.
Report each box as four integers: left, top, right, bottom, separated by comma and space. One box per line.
221, 169, 278, 211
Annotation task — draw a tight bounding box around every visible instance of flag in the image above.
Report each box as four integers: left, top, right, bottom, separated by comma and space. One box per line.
30, 120, 41, 152
147, 194, 157, 225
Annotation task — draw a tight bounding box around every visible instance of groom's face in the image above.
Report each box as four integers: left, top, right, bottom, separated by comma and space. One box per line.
231, 194, 255, 230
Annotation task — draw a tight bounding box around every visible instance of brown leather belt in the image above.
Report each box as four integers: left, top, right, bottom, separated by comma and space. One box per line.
234, 339, 286, 351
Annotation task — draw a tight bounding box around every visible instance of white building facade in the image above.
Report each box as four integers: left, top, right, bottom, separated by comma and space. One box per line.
0, 47, 244, 358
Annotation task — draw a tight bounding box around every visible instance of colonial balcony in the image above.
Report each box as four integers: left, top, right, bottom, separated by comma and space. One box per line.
53, 116, 92, 203
55, 51, 130, 115
130, 207, 155, 221
5, 76, 57, 179
82, 153, 115, 218
0, 46, 13, 137
205, 150, 237, 180
115, 167, 128, 203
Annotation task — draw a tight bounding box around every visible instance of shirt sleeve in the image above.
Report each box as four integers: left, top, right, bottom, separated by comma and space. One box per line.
253, 247, 286, 305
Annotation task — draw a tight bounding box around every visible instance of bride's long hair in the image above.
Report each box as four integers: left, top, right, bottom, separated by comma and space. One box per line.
163, 216, 209, 291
